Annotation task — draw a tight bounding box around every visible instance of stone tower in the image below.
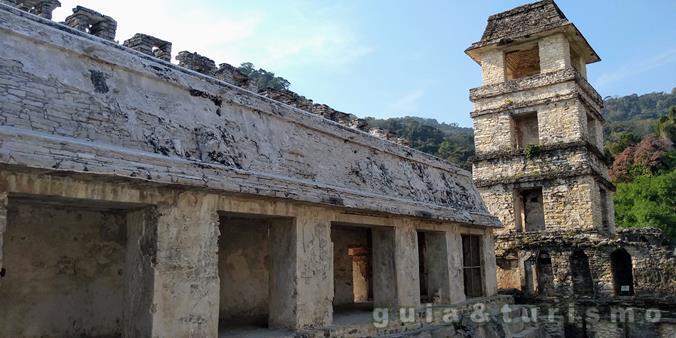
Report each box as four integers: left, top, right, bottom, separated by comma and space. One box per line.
466, 0, 614, 235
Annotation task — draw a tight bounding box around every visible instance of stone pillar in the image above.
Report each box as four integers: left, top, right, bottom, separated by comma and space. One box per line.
123, 207, 158, 337
394, 224, 420, 308
372, 224, 421, 309
372, 226, 398, 309
289, 211, 333, 329
447, 231, 466, 303
425, 231, 465, 304
538, 33, 571, 73
480, 49, 505, 85
482, 232, 498, 297
0, 192, 6, 289
148, 193, 220, 337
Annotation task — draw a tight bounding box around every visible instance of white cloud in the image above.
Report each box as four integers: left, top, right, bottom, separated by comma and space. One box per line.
594, 47, 676, 89
387, 89, 425, 113
51, 0, 372, 70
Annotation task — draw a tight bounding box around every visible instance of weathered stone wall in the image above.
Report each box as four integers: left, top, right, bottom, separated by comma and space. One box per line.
0, 169, 504, 335
478, 174, 613, 233
0, 5, 498, 228
495, 229, 676, 301
0, 202, 126, 337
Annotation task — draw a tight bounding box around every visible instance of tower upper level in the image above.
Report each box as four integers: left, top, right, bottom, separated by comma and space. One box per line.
467, 1, 615, 234
466, 0, 599, 85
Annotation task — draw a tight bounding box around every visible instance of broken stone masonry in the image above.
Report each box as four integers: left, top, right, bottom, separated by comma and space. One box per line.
0, 2, 524, 338
467, 0, 676, 337
0, 1, 673, 337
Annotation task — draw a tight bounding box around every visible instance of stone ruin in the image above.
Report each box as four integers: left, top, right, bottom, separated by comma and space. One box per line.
0, 2, 518, 337
467, 0, 676, 337
0, 0, 673, 337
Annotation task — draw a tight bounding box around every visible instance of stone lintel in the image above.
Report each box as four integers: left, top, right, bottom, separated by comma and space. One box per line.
470, 92, 603, 123
475, 168, 615, 192
472, 140, 607, 165
469, 67, 603, 109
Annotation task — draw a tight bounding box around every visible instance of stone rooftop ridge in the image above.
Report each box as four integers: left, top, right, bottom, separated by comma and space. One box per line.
466, 0, 600, 64
480, 0, 567, 44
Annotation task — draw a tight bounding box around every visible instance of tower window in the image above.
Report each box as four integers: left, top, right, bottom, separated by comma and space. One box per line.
515, 188, 545, 232
512, 112, 539, 150
505, 46, 540, 80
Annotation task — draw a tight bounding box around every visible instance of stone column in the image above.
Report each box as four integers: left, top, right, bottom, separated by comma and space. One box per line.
148, 192, 220, 337
425, 231, 465, 304
394, 224, 420, 308
372, 226, 398, 309
123, 207, 158, 337
447, 231, 466, 303
480, 49, 505, 85
289, 211, 333, 329
0, 192, 6, 289
538, 33, 571, 73
482, 232, 498, 297
372, 224, 421, 310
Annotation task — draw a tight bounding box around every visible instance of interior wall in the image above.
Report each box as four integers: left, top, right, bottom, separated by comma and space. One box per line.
0, 202, 126, 337
331, 225, 370, 306
218, 216, 271, 326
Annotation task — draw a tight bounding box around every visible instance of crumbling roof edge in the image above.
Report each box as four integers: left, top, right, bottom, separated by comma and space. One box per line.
0, 4, 474, 180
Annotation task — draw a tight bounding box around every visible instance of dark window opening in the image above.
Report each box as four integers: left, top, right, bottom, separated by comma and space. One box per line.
505, 46, 541, 80
462, 235, 484, 298
570, 250, 594, 296
516, 187, 545, 232
611, 249, 634, 296
512, 112, 539, 150
536, 251, 554, 296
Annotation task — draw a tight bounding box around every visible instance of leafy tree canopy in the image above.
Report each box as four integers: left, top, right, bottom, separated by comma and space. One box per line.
614, 169, 676, 238
238, 62, 291, 91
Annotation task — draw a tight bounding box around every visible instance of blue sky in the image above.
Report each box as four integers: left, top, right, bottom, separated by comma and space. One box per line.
54, 0, 676, 127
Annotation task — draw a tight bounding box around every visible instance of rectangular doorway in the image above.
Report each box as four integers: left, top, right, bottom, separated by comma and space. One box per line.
217, 212, 295, 334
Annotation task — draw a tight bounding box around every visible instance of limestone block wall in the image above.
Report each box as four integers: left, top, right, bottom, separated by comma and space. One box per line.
480, 48, 505, 85
472, 145, 609, 186
0, 5, 498, 227
478, 174, 603, 233
538, 33, 571, 73
495, 229, 676, 301
538, 99, 586, 145
542, 176, 596, 231
472, 113, 515, 154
